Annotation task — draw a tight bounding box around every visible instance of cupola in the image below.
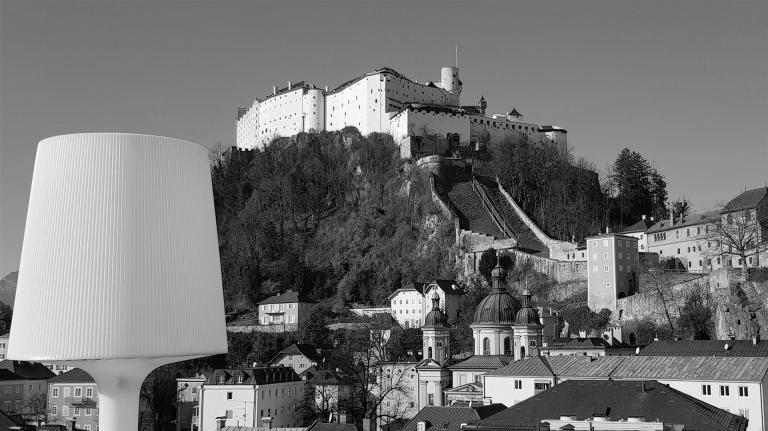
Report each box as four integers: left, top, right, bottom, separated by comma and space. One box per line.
472, 264, 521, 325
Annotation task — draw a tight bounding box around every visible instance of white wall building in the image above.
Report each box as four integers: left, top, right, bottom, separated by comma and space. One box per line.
483, 355, 768, 431
235, 66, 567, 156
198, 367, 304, 431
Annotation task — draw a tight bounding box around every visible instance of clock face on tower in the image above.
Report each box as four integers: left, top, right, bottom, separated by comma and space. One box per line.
528, 339, 537, 348
436, 340, 444, 348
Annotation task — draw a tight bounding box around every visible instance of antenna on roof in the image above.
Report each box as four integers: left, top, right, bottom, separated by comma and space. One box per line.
455, 45, 458, 68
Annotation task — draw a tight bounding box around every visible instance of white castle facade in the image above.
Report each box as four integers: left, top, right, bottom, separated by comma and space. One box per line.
236, 65, 567, 156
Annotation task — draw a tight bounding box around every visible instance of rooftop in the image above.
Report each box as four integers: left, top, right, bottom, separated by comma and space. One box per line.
448, 355, 514, 371
640, 339, 768, 357
48, 368, 95, 383
486, 355, 768, 382
723, 187, 768, 212
620, 218, 653, 234
271, 343, 324, 364
0, 360, 56, 380
645, 211, 719, 234
207, 367, 301, 385
399, 404, 507, 431
477, 380, 747, 431
258, 290, 316, 305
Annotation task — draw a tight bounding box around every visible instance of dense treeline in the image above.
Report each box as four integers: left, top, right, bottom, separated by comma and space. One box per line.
211, 130, 457, 310
481, 137, 605, 241
480, 138, 669, 242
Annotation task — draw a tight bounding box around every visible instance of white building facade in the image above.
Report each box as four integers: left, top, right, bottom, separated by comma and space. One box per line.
198, 368, 304, 431
235, 66, 567, 155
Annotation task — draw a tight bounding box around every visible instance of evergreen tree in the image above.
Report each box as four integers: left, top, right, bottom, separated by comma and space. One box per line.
611, 148, 654, 226
478, 249, 497, 283
649, 168, 668, 221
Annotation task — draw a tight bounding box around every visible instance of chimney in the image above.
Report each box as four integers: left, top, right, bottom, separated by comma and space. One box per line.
288, 81, 292, 90
605, 226, 611, 234
325, 85, 329, 92
642, 215, 646, 220
753, 335, 760, 345
650, 216, 655, 222
263, 417, 273, 431
273, 86, 277, 95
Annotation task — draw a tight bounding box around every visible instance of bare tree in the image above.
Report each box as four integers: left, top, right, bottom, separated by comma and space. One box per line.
642, 260, 678, 337
24, 392, 47, 426
704, 206, 768, 279
328, 323, 412, 429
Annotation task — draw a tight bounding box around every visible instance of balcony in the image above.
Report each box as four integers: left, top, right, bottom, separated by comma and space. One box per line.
64, 397, 97, 407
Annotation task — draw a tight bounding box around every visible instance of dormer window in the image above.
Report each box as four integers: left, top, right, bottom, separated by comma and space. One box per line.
217, 375, 225, 384
237, 375, 243, 383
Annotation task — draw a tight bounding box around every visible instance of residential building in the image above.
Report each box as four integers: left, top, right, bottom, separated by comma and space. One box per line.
257, 290, 316, 329
619, 215, 654, 253
483, 355, 768, 431
0, 360, 55, 422
0, 370, 24, 415
539, 337, 635, 357
422, 280, 466, 326
198, 367, 304, 431
444, 357, 512, 406
47, 369, 99, 431
306, 369, 352, 419
645, 211, 720, 272
176, 375, 206, 431
269, 344, 324, 377
471, 380, 748, 431
374, 353, 422, 428
398, 404, 506, 431
0, 334, 7, 361
718, 186, 768, 269
586, 233, 639, 311
388, 283, 426, 329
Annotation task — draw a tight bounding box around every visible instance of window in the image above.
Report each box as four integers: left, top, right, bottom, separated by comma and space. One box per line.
739, 409, 749, 419
52, 387, 59, 397
702, 384, 711, 396
74, 387, 82, 397
604, 265, 609, 272
483, 338, 491, 355
86, 387, 93, 397
51, 405, 58, 415
85, 408, 91, 416
74, 406, 80, 416
227, 391, 233, 400
428, 394, 435, 406
739, 386, 749, 397
605, 282, 611, 288
84, 426, 91, 431
226, 410, 234, 419
217, 375, 225, 384
720, 385, 730, 396
514, 380, 522, 389
604, 253, 609, 259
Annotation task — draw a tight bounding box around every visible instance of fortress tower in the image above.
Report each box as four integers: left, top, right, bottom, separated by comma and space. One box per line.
441, 66, 462, 96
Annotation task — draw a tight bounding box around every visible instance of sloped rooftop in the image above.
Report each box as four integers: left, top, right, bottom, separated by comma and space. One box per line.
400, 404, 506, 431
478, 380, 748, 431
640, 340, 768, 357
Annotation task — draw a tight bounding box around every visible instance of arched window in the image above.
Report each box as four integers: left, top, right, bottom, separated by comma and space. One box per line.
520, 346, 526, 358
483, 338, 491, 355
428, 347, 433, 360
503, 337, 512, 355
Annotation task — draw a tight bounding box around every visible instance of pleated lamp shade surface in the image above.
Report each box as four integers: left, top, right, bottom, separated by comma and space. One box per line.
8, 133, 227, 361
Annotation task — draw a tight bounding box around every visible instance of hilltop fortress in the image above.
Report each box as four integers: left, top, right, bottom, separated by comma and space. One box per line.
236, 65, 567, 156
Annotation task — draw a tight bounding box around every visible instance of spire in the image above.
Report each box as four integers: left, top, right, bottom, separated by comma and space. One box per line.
491, 263, 507, 292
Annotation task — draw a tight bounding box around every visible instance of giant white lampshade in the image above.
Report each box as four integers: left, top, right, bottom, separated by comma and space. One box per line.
8, 133, 227, 430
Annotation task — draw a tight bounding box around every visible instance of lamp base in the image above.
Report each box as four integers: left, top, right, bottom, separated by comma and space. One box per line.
58, 356, 206, 431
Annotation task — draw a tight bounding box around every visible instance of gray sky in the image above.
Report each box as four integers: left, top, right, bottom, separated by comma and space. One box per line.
1, 0, 767, 276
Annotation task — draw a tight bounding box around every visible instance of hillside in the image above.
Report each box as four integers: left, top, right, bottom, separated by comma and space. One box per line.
212, 131, 458, 312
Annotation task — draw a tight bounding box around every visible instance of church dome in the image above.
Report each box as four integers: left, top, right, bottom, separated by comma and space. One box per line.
472, 264, 521, 325
424, 293, 448, 328
514, 289, 541, 326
